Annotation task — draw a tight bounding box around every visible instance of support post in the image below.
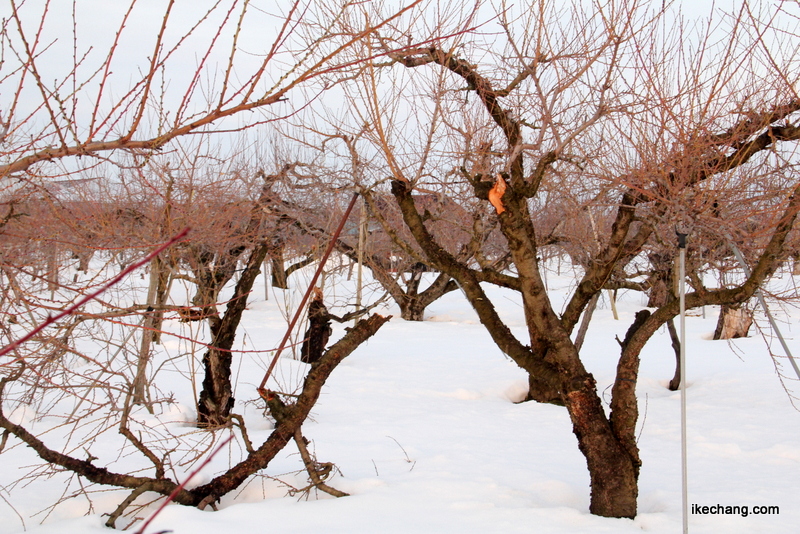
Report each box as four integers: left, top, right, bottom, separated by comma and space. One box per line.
725, 238, 800, 381
677, 231, 688, 534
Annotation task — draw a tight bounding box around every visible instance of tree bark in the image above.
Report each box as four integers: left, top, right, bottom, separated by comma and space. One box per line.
197, 243, 269, 427
713, 304, 753, 340
574, 292, 600, 353
565, 375, 639, 518
269, 241, 289, 289
525, 372, 563, 405
300, 288, 333, 364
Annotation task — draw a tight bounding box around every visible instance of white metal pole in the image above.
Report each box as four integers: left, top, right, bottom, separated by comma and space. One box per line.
725, 238, 800, 381
678, 233, 688, 534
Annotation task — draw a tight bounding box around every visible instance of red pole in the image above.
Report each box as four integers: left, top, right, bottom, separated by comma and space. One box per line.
258, 193, 359, 393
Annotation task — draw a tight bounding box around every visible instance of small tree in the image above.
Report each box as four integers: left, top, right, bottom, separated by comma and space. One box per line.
0, 0, 437, 524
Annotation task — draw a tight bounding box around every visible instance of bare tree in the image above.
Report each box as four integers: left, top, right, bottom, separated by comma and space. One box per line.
335, 0, 800, 518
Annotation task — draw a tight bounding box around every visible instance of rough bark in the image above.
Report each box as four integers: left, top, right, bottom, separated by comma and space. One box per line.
197, 243, 269, 427
191, 244, 246, 312
300, 288, 333, 364
565, 374, 638, 518
713, 304, 753, 340
270, 246, 288, 289
525, 371, 564, 405
609, 310, 650, 478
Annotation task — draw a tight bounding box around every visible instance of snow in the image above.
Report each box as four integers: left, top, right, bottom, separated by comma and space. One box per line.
2, 262, 799, 533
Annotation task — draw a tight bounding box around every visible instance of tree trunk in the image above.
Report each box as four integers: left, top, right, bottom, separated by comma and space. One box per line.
198, 244, 270, 427
399, 299, 426, 321
397, 268, 456, 322
270, 247, 288, 289
713, 304, 753, 340
574, 292, 600, 352
73, 248, 93, 273
667, 318, 681, 391
646, 253, 674, 308
566, 377, 639, 518
133, 255, 172, 407
300, 288, 333, 364
647, 277, 669, 308
399, 264, 425, 321
524, 373, 563, 405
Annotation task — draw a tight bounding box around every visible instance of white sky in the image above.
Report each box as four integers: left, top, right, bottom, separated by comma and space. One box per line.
1, 0, 790, 183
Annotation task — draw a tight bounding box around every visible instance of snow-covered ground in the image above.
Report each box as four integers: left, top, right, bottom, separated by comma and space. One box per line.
1, 261, 799, 533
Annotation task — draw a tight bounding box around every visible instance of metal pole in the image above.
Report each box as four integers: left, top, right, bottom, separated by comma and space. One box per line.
678, 231, 688, 534
725, 238, 800, 381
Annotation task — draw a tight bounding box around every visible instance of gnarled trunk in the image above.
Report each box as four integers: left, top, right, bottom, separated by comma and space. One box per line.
566, 376, 639, 518
198, 244, 269, 427
525, 374, 563, 404
391, 176, 641, 517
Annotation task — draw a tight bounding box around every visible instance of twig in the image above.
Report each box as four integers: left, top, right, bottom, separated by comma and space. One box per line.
386, 435, 416, 470
134, 435, 232, 534
636, 393, 648, 444
0, 486, 25, 532
293, 429, 349, 498
230, 414, 254, 454
0, 228, 190, 360
119, 394, 165, 479
105, 483, 152, 529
